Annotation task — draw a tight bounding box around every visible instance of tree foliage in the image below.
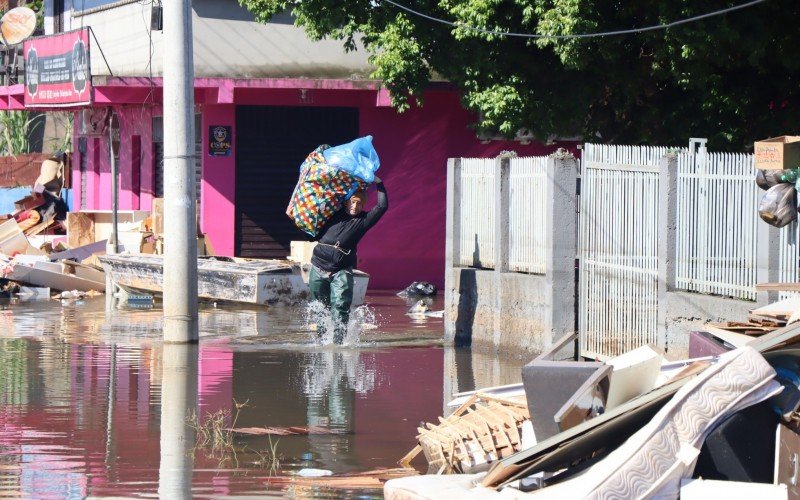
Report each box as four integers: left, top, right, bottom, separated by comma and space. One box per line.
238, 0, 800, 149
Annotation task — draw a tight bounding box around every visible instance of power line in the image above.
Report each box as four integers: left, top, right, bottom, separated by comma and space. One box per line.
381, 0, 768, 39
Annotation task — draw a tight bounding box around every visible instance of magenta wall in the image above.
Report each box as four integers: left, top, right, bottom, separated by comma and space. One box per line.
358, 91, 558, 289
200, 105, 236, 256
74, 86, 572, 290
72, 106, 155, 212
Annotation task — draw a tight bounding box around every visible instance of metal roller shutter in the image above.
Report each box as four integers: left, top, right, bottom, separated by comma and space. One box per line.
235, 105, 359, 258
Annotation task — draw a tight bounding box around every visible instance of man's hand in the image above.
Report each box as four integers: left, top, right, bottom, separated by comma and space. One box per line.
373, 175, 382, 184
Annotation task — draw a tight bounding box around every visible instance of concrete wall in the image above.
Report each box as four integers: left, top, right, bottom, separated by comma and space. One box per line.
444, 154, 580, 359
47, 0, 373, 79
661, 291, 758, 358
445, 269, 552, 358
444, 151, 777, 359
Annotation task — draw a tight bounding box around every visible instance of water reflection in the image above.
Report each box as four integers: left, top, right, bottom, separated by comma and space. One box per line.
159, 344, 198, 500
0, 291, 527, 497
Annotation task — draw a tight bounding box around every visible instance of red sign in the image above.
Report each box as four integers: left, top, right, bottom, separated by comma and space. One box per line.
23, 28, 92, 107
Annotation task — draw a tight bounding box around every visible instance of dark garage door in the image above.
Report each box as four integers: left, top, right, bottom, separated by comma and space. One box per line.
235, 106, 359, 258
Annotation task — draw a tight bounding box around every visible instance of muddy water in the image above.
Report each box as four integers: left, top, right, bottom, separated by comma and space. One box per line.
0, 291, 526, 498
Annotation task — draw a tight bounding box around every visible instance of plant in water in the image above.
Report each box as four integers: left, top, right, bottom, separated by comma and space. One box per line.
252, 436, 281, 474
187, 398, 249, 465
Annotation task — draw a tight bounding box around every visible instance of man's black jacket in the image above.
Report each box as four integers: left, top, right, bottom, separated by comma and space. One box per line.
311, 183, 388, 273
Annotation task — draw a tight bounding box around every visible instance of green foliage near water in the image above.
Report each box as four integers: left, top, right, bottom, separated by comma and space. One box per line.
238, 0, 800, 149
0, 110, 42, 156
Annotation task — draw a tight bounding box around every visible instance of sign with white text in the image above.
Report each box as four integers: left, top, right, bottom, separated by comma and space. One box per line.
24, 28, 92, 107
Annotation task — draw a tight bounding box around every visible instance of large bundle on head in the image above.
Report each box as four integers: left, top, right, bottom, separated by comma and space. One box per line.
287, 136, 380, 237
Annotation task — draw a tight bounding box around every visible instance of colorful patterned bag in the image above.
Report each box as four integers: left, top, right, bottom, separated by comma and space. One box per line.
286, 147, 368, 237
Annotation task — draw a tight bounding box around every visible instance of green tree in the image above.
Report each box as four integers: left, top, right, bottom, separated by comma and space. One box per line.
238, 0, 800, 149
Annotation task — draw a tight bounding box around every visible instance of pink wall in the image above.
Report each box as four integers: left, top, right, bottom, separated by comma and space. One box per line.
72, 106, 154, 212
358, 91, 560, 289
200, 105, 236, 256
74, 83, 573, 290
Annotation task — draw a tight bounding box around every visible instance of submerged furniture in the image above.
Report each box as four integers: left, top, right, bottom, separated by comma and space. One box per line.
99, 254, 369, 307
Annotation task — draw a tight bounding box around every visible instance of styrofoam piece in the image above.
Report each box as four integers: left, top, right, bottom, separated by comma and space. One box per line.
16, 286, 50, 301
680, 479, 787, 499
0, 218, 43, 256
605, 345, 664, 410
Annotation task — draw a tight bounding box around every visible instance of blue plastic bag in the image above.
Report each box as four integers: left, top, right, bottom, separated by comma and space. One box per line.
322, 135, 380, 183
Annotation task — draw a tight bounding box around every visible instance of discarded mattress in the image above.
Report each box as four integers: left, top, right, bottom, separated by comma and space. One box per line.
523, 346, 782, 499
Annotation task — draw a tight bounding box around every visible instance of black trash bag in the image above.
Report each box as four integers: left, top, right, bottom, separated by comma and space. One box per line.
755, 169, 787, 191
397, 281, 437, 297
758, 183, 797, 228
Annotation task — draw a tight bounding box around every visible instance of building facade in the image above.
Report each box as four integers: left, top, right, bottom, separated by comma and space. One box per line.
22, 0, 557, 289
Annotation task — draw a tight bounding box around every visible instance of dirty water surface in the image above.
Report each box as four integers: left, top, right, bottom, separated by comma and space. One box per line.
0, 291, 526, 498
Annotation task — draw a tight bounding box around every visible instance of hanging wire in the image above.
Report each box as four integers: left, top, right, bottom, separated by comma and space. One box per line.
381, 0, 768, 39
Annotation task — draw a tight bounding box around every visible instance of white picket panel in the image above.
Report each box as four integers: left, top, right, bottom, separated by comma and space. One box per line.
676, 151, 758, 300
779, 221, 800, 300
458, 158, 496, 269
579, 144, 665, 358
508, 156, 548, 274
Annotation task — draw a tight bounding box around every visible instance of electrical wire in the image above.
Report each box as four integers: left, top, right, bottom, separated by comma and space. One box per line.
381, 0, 769, 39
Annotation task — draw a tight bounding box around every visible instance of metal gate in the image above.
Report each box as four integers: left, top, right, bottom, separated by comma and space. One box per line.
578, 144, 667, 358
234, 106, 359, 258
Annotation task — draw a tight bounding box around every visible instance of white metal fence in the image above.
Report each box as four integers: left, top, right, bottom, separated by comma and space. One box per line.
779, 222, 800, 300
457, 158, 496, 268
579, 144, 666, 358
508, 157, 548, 274
676, 150, 759, 300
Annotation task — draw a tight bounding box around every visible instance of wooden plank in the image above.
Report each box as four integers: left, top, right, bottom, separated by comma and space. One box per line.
756, 282, 800, 292
703, 323, 755, 348
67, 212, 95, 248
151, 198, 164, 236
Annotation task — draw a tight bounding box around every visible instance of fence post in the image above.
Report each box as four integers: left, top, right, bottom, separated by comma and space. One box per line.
756, 220, 781, 305
657, 153, 678, 349
444, 158, 461, 344
492, 156, 511, 350
545, 151, 579, 349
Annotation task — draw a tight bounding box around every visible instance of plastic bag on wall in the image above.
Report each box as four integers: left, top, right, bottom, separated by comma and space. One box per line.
758, 183, 797, 228
755, 169, 787, 191
322, 135, 380, 183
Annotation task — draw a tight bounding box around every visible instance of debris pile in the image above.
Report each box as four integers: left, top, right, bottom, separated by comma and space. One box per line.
386, 307, 800, 498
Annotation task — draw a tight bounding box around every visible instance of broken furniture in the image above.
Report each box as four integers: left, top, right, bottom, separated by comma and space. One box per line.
99, 254, 370, 307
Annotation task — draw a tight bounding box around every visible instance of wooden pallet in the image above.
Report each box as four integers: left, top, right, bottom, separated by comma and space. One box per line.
399, 393, 529, 474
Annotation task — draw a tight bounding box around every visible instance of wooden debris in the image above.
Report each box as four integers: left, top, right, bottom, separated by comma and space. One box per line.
228, 425, 339, 436
265, 467, 418, 490
400, 393, 530, 474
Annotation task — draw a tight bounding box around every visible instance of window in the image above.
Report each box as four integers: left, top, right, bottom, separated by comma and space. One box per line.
72, 0, 140, 16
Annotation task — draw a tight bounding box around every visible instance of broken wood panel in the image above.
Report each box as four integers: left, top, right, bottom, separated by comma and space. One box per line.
67, 212, 95, 249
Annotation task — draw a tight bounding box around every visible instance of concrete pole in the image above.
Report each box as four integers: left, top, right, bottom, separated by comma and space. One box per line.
492, 156, 510, 351
105, 110, 119, 312
545, 152, 579, 352
444, 158, 461, 344
657, 153, 678, 349
162, 0, 198, 342
158, 343, 198, 499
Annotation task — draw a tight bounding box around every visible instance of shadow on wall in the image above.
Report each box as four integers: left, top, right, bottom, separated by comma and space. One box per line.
472, 233, 481, 268
455, 268, 476, 347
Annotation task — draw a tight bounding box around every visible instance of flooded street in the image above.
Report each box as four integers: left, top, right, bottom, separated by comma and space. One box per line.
0, 292, 526, 498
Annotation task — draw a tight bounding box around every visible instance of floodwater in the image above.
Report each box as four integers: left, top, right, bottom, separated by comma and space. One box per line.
0, 291, 526, 498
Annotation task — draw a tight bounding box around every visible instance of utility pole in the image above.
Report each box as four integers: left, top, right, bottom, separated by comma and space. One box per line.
162, 0, 198, 342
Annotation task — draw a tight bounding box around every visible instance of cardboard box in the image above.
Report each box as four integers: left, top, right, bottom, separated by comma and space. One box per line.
754, 136, 800, 170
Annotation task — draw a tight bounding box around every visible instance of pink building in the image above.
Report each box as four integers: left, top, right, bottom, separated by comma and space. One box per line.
8, 0, 561, 289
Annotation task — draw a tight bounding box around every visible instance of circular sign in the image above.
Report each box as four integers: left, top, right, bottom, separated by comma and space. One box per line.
25, 47, 38, 96
213, 126, 228, 142
72, 39, 88, 94
1, 7, 36, 46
